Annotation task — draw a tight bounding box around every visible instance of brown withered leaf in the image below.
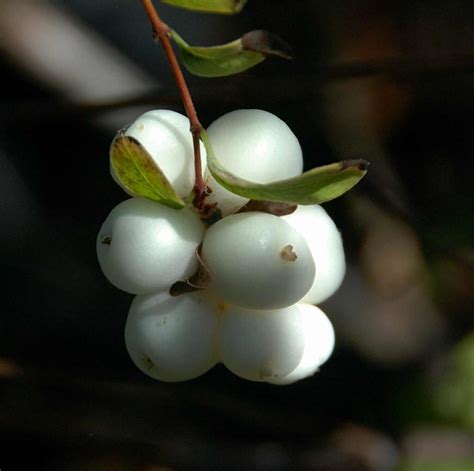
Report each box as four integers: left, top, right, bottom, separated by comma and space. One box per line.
238, 200, 297, 217
169, 244, 212, 296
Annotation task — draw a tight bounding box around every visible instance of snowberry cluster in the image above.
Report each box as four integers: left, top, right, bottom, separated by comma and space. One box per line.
97, 109, 345, 384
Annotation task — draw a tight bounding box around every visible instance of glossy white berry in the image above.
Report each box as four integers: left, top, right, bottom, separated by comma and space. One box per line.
282, 205, 346, 304
112, 109, 207, 198
219, 304, 305, 382
204, 109, 304, 215
201, 212, 316, 309
125, 291, 219, 382
96, 198, 205, 294
268, 304, 335, 385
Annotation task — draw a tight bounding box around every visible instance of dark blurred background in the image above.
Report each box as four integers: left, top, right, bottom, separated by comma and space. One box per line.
1, 1, 473, 470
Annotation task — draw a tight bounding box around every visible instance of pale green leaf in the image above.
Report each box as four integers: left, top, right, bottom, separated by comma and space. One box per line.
110, 134, 185, 209
171, 30, 292, 77
160, 0, 246, 14
201, 130, 368, 205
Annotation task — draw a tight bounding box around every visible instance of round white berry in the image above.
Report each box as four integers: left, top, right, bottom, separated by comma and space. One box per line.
267, 304, 335, 385
96, 198, 205, 294
204, 109, 303, 215
201, 212, 315, 309
219, 304, 305, 382
112, 109, 207, 198
282, 205, 346, 304
125, 291, 219, 382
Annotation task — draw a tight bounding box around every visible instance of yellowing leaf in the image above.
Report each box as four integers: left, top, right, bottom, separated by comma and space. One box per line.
201, 130, 368, 205
110, 134, 185, 209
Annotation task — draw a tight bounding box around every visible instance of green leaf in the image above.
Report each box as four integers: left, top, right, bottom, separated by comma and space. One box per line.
160, 0, 247, 14
110, 134, 185, 209
171, 30, 292, 77
201, 130, 368, 205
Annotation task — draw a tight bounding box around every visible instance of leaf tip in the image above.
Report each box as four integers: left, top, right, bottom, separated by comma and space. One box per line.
241, 30, 294, 60
234, 0, 248, 13
341, 159, 370, 172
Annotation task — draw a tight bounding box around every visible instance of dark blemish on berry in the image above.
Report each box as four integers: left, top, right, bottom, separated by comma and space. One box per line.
280, 244, 297, 262
101, 236, 112, 246
142, 355, 155, 372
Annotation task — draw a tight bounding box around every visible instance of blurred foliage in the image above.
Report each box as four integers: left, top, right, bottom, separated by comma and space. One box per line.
397, 461, 474, 471
434, 332, 474, 430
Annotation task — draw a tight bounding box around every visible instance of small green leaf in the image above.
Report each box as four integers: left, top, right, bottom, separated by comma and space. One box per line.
160, 0, 247, 14
171, 30, 291, 77
201, 130, 368, 205
110, 134, 185, 209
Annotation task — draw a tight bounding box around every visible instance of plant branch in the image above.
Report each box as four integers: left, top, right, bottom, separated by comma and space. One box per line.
139, 0, 208, 208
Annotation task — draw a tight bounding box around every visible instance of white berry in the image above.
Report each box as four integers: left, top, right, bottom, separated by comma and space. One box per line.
283, 205, 346, 304
204, 109, 303, 215
96, 198, 205, 294
219, 303, 305, 382
268, 304, 335, 385
125, 291, 219, 382
201, 212, 316, 309
112, 109, 207, 198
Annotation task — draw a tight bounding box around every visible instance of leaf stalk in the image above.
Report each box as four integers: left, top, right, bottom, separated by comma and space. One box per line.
139, 0, 208, 209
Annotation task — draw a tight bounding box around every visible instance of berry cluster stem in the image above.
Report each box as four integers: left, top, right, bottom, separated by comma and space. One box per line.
139, 0, 208, 208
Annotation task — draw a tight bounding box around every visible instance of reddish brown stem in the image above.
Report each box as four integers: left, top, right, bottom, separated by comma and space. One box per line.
139, 0, 208, 207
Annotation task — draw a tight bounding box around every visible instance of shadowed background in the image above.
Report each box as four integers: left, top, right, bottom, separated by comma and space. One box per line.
0, 0, 473, 470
